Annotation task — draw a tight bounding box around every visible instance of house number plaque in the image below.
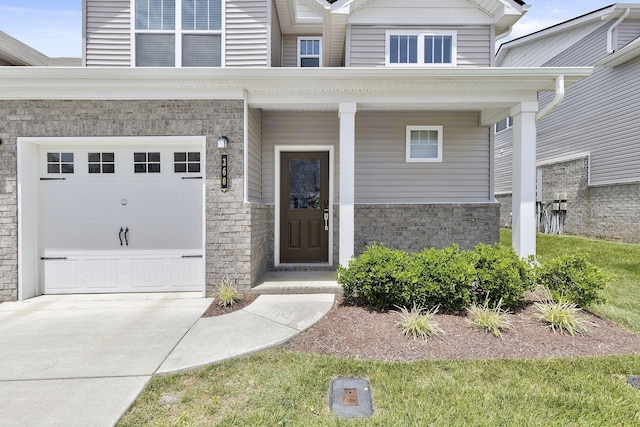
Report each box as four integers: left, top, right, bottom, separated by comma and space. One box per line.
221, 153, 228, 192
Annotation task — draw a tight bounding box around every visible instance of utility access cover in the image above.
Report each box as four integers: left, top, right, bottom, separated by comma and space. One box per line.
628, 376, 640, 389
330, 377, 373, 418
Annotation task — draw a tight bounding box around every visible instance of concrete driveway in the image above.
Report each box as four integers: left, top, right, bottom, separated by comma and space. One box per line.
0, 293, 212, 427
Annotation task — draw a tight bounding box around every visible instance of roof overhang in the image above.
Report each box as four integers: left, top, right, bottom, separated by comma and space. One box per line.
0, 66, 592, 124
497, 4, 640, 64
600, 35, 640, 67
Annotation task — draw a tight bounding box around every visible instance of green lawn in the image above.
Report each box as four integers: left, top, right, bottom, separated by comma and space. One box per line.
119, 231, 640, 426
500, 229, 640, 333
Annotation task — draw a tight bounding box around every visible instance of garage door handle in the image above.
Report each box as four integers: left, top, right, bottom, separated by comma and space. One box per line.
124, 227, 129, 246
119, 227, 124, 246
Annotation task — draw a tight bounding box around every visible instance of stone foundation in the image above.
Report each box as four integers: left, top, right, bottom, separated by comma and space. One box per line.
354, 203, 500, 255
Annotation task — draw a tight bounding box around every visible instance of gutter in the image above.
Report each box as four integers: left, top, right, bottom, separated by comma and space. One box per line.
607, 8, 631, 54
536, 75, 564, 123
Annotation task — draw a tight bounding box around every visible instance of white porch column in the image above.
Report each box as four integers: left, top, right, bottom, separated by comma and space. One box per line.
511, 102, 538, 258
339, 102, 357, 266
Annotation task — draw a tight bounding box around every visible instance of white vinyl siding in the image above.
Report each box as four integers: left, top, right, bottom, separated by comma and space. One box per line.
225, 0, 269, 67
494, 127, 513, 194
247, 107, 263, 201
85, 0, 131, 66
349, 25, 490, 67
355, 111, 490, 203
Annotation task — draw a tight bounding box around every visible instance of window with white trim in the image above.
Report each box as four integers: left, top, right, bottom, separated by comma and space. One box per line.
495, 117, 514, 133
135, 0, 222, 67
406, 126, 443, 162
386, 31, 457, 66
47, 152, 75, 174
298, 37, 322, 67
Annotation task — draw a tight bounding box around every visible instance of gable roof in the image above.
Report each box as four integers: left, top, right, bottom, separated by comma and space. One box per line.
496, 3, 640, 67
0, 31, 80, 66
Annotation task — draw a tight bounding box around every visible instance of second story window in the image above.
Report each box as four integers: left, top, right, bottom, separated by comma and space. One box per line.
386, 31, 457, 67
135, 0, 222, 67
298, 37, 322, 67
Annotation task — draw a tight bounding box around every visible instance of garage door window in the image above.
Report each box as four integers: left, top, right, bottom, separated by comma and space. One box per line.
174, 152, 201, 173
88, 152, 115, 174
47, 152, 74, 174
134, 152, 161, 173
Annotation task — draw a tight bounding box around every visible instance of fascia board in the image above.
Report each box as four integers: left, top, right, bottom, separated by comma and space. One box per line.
496, 5, 619, 64
0, 66, 593, 100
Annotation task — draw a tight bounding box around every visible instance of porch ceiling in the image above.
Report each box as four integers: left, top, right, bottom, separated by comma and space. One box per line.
0, 66, 592, 124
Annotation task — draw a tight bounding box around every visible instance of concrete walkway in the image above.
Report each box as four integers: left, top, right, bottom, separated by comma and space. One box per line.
0, 292, 334, 427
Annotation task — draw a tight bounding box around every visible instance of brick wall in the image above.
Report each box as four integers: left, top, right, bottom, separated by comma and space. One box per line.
353, 203, 500, 255
0, 99, 248, 301
496, 156, 640, 243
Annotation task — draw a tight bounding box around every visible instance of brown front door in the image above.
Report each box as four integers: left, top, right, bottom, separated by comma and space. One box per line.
280, 151, 329, 263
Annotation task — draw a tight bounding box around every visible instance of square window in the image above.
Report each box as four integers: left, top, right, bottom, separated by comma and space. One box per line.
47, 152, 74, 174
135, 163, 147, 174
134, 152, 147, 163
406, 126, 443, 162
102, 164, 115, 174
173, 151, 201, 173
88, 152, 115, 174
148, 163, 161, 173
148, 152, 161, 162
134, 152, 160, 173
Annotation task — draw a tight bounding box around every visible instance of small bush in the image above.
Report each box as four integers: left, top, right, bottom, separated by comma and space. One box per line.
409, 245, 475, 313
536, 254, 609, 307
469, 244, 535, 309
394, 304, 444, 340
337, 243, 412, 310
467, 297, 512, 337
215, 278, 243, 307
533, 300, 594, 336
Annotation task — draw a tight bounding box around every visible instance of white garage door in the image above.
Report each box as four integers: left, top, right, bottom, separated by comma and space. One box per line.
38, 143, 204, 294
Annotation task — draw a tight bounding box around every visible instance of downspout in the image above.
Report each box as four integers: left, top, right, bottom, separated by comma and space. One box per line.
607, 8, 631, 54
536, 75, 565, 123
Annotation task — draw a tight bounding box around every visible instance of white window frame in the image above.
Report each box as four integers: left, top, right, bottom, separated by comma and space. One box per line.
132, 0, 224, 67
385, 30, 457, 67
406, 126, 443, 163
495, 116, 514, 133
297, 37, 322, 67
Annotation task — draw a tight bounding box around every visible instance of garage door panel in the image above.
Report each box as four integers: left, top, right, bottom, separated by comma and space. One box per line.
39, 144, 204, 294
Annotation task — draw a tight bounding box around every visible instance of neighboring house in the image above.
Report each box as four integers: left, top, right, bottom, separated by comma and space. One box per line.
0, 0, 591, 302
495, 4, 640, 242
0, 31, 81, 66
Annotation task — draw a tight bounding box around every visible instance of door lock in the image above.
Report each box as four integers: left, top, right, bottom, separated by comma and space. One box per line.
324, 210, 329, 231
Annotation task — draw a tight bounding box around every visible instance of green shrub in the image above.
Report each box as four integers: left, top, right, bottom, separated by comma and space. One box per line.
394, 304, 444, 340
536, 254, 609, 307
337, 243, 412, 310
466, 297, 512, 337
409, 245, 475, 313
533, 300, 594, 336
469, 244, 535, 309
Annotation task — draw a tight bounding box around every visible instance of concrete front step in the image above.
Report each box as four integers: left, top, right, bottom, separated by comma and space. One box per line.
250, 270, 342, 295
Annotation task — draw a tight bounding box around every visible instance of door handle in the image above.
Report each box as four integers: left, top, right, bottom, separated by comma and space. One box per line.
124, 227, 129, 246
119, 227, 124, 246
324, 209, 329, 231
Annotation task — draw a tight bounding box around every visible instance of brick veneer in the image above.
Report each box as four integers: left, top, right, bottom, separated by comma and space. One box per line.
0, 99, 250, 301
496, 156, 640, 243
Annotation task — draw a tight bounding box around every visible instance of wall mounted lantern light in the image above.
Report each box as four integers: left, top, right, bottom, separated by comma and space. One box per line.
217, 135, 229, 149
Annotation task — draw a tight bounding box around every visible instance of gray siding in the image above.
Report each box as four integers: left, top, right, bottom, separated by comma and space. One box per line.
261, 111, 340, 203
494, 127, 513, 194
355, 111, 491, 203
226, 0, 269, 66
84, 0, 131, 67
618, 20, 640, 49
495, 21, 640, 192
270, 0, 282, 67
348, 25, 491, 67
282, 35, 297, 67
248, 107, 263, 201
